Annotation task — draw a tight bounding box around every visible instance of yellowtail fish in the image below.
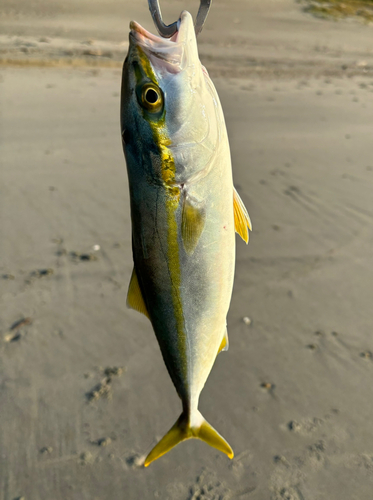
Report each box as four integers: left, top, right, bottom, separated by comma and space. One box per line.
120, 10, 251, 467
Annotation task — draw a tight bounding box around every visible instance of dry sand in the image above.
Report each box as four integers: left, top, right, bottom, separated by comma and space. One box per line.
1, 1, 373, 499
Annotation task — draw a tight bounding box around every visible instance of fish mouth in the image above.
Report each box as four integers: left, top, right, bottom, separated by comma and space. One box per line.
129, 11, 196, 72
129, 10, 192, 48
130, 21, 180, 45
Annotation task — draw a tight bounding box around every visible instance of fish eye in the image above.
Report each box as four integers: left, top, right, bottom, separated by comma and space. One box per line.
140, 83, 163, 112
145, 88, 158, 104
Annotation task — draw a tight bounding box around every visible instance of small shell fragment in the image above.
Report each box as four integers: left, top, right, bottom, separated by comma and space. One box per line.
261, 382, 273, 390
40, 446, 53, 454
97, 437, 111, 447
360, 351, 372, 359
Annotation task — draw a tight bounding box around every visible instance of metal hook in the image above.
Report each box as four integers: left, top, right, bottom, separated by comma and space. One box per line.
148, 0, 212, 38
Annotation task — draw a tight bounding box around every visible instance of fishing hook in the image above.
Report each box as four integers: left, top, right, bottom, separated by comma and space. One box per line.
148, 0, 212, 38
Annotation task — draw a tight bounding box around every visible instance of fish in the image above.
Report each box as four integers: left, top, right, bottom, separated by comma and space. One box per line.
120, 10, 251, 467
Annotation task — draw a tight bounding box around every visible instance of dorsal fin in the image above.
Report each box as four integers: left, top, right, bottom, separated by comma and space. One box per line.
233, 187, 252, 244
181, 194, 206, 255
126, 268, 150, 319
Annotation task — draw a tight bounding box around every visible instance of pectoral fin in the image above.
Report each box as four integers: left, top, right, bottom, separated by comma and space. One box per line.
233, 187, 252, 244
181, 194, 206, 255
126, 268, 150, 319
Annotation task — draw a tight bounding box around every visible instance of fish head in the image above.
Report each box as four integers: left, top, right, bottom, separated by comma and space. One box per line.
121, 11, 222, 185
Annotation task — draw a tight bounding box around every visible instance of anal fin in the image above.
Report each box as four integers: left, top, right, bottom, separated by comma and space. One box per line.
233, 187, 252, 244
126, 268, 150, 319
218, 329, 229, 354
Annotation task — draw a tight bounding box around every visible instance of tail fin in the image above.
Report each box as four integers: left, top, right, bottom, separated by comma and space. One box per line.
144, 411, 233, 467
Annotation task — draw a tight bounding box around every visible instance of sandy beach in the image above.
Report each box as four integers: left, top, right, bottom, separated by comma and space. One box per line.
1, 1, 373, 499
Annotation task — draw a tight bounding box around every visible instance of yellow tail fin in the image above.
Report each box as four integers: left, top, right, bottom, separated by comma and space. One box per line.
144, 411, 233, 467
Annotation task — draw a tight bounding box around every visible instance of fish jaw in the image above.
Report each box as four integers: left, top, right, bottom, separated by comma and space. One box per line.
129, 11, 199, 75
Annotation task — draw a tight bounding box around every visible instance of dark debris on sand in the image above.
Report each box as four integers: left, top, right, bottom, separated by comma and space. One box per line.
3, 318, 33, 343
86, 367, 124, 402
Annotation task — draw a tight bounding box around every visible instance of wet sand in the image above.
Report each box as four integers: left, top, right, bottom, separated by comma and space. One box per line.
1, 1, 373, 499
